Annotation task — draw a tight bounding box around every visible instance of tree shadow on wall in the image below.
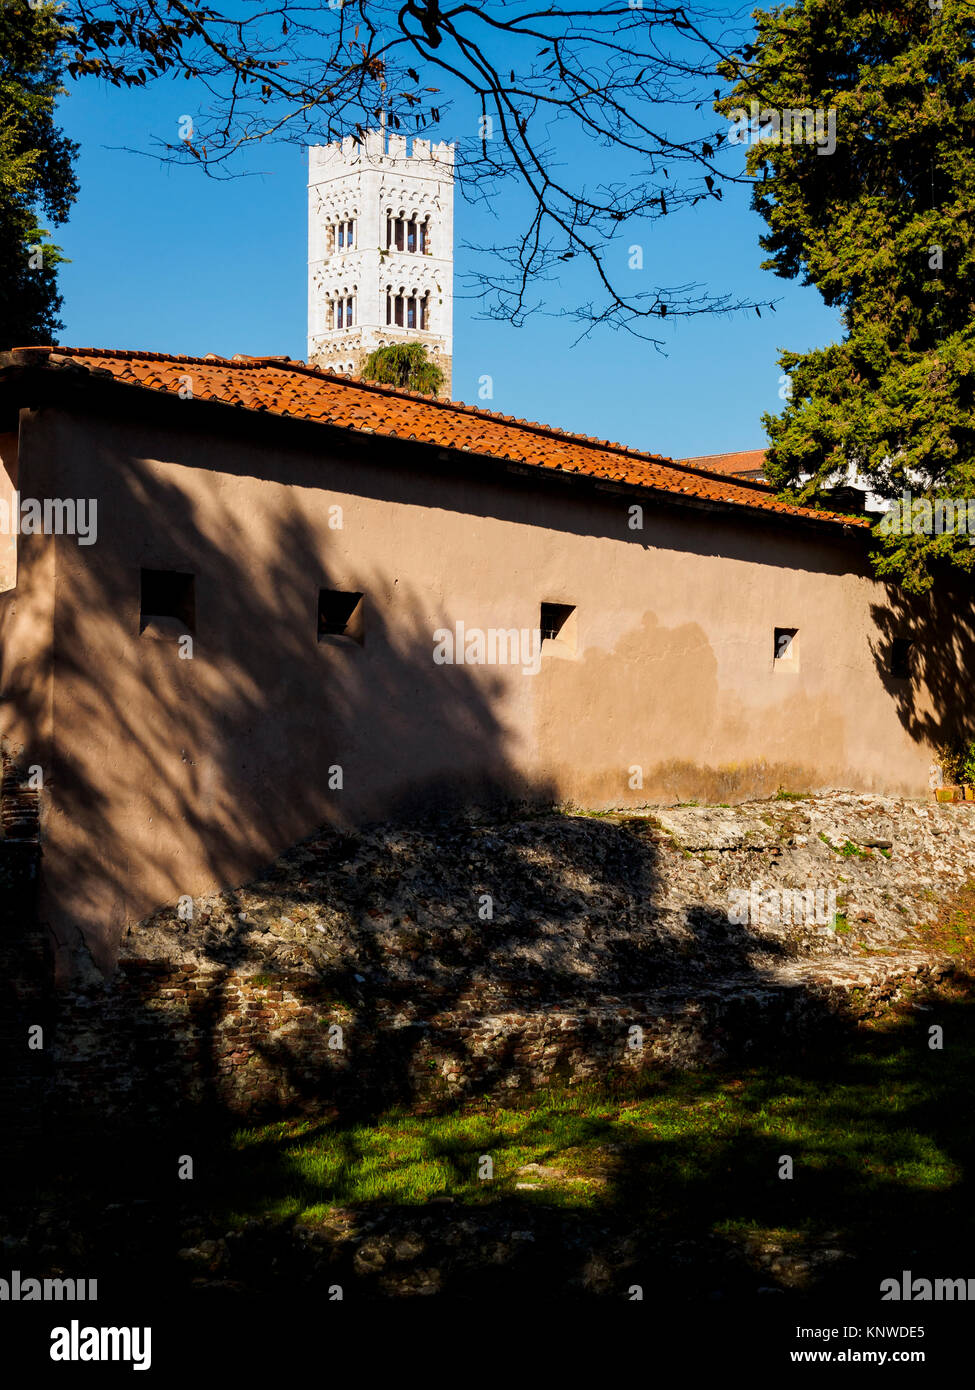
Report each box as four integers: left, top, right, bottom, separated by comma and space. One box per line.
869, 571, 975, 752
18, 444, 542, 980
1, 423, 971, 1304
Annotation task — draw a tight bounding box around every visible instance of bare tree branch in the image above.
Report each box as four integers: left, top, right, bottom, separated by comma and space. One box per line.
59, 0, 771, 338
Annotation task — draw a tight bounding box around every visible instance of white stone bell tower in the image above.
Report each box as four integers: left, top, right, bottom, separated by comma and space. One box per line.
308, 126, 454, 397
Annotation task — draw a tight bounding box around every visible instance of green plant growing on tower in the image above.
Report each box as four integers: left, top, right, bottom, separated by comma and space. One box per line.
361, 342, 444, 397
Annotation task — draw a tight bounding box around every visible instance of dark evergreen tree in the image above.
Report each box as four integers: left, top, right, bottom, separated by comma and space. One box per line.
717, 0, 975, 592
1, 0, 79, 348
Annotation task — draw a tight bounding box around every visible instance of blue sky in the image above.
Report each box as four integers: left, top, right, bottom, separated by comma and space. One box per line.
54, 56, 843, 461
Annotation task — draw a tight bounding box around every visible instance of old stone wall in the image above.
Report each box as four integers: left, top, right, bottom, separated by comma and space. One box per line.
44, 792, 969, 1124
0, 750, 46, 1132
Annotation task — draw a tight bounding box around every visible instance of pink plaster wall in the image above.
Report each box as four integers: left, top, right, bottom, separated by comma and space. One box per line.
1, 402, 966, 976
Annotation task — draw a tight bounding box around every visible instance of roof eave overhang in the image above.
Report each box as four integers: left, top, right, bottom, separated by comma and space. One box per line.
0, 357, 870, 542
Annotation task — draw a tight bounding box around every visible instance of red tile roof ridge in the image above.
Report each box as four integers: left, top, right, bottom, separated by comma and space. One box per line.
3, 346, 869, 529
681, 448, 766, 461
13, 345, 789, 492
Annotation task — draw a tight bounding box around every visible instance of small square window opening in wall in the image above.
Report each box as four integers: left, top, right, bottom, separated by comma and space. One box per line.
540, 602, 575, 642
774, 627, 799, 664
318, 589, 364, 643
891, 637, 913, 680
140, 569, 194, 638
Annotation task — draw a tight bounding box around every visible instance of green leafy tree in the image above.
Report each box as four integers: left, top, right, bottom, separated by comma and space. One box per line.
716, 0, 975, 593
361, 342, 444, 397
0, 0, 79, 348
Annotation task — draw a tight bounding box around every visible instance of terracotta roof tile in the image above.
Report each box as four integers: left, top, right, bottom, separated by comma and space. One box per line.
679, 449, 769, 479
3, 347, 868, 530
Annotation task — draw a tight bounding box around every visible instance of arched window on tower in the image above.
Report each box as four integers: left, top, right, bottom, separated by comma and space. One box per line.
386, 214, 428, 255
385, 289, 429, 329
333, 219, 355, 251
387, 290, 404, 326
332, 294, 355, 330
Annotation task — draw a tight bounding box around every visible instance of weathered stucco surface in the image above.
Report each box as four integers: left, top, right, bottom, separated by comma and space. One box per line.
0, 397, 970, 973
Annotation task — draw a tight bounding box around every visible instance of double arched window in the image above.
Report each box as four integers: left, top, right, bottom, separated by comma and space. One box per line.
328, 219, 355, 252
385, 289, 429, 330
328, 294, 355, 330
385, 213, 430, 254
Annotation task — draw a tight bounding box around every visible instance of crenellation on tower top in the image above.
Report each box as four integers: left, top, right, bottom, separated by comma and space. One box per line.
308, 130, 455, 171
307, 126, 454, 397
361, 128, 385, 160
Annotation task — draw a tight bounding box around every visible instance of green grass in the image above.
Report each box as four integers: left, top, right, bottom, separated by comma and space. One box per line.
927, 883, 975, 962
10, 889, 975, 1300
215, 992, 975, 1258
818, 832, 868, 858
